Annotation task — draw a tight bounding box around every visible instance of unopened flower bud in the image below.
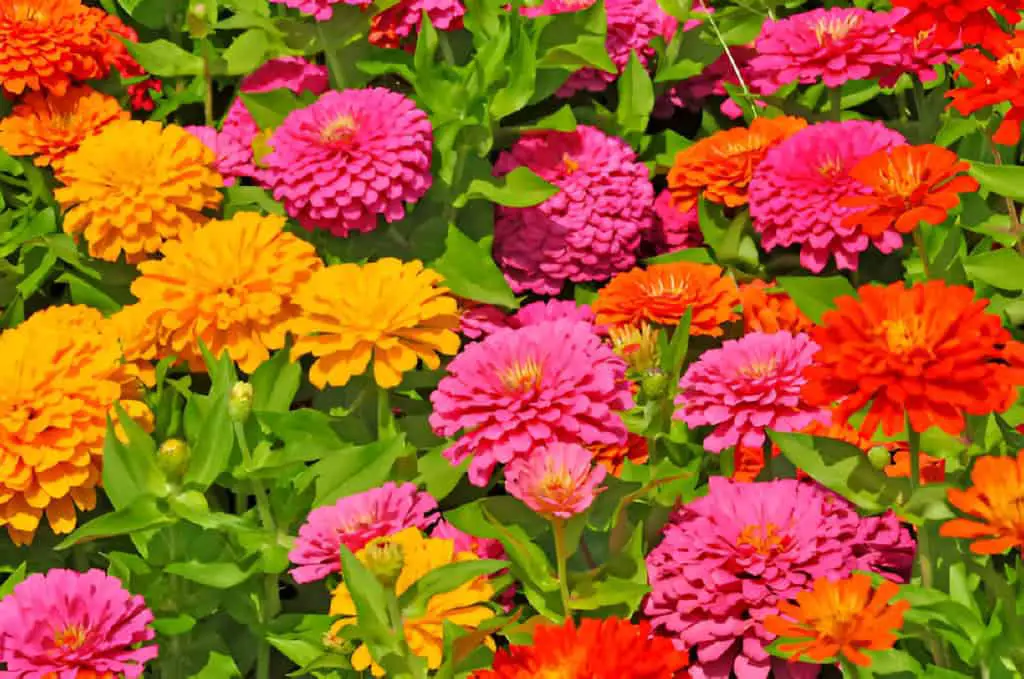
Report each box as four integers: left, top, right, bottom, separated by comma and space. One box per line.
228, 382, 254, 423
867, 446, 891, 471
359, 536, 404, 589
640, 370, 669, 401
157, 439, 190, 479
186, 2, 211, 38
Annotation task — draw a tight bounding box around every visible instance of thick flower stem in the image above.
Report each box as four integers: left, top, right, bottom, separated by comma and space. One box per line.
913, 228, 931, 279
552, 518, 573, 620
989, 143, 1024, 255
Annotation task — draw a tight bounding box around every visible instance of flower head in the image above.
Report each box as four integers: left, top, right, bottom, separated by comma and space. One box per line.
891, 0, 1021, 49
430, 319, 633, 486
370, 0, 465, 49
505, 442, 606, 518
0, 86, 126, 169
459, 300, 597, 341
242, 55, 330, 93
591, 433, 649, 476
0, 568, 157, 677
264, 88, 433, 236
947, 32, 1024, 146
289, 482, 438, 584
841, 144, 978, 237
749, 120, 907, 272
330, 527, 495, 676
648, 189, 702, 255
183, 124, 255, 188
803, 281, 1024, 437
269, 0, 362, 20
593, 261, 740, 334
879, 12, 961, 87
884, 447, 946, 484
289, 259, 461, 389
471, 617, 689, 679
942, 454, 1024, 554
493, 125, 654, 295
608, 322, 660, 374
668, 116, 807, 212
55, 120, 223, 262
740, 280, 812, 335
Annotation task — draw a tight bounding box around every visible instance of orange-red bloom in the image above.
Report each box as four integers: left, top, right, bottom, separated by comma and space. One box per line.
766, 573, 909, 666
739, 280, 812, 335
892, 0, 1022, 50
668, 116, 807, 212
841, 145, 978, 237
591, 433, 649, 476
948, 32, 1024, 146
883, 446, 946, 484
803, 281, 1024, 438
593, 261, 740, 335
941, 454, 1024, 554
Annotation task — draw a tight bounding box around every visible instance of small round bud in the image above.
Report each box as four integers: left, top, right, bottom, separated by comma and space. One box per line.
186, 2, 211, 38
640, 371, 669, 401
867, 446, 892, 471
228, 382, 254, 423
157, 439, 190, 479
360, 537, 405, 589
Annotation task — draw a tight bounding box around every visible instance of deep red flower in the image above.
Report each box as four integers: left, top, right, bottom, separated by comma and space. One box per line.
891, 0, 1021, 49
948, 31, 1024, 145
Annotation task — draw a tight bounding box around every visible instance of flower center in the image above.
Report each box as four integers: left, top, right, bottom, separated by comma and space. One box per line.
52, 624, 88, 651
811, 14, 861, 45
10, 3, 47, 21
562, 153, 580, 174
737, 523, 789, 555
808, 588, 865, 642
641, 274, 689, 298
538, 468, 574, 503
320, 115, 358, 144
879, 155, 922, 198
739, 356, 778, 379
499, 357, 543, 392
912, 26, 936, 49
818, 155, 844, 177
997, 48, 1024, 77
879, 317, 926, 354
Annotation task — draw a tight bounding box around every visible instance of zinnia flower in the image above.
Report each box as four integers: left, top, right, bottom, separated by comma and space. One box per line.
592, 261, 740, 334
890, 0, 1021, 48
430, 318, 633, 486
505, 442, 607, 518
941, 454, 1024, 554
740, 280, 812, 335
749, 120, 907, 272
841, 144, 978, 237
659, 46, 760, 120
648, 189, 702, 255
460, 300, 599, 341
750, 8, 905, 95
675, 331, 828, 452
289, 482, 438, 584
289, 258, 461, 389
183, 125, 254, 188
667, 115, 808, 212
94, 10, 161, 111
607, 322, 660, 374
0, 568, 157, 677
947, 32, 1024, 146
264, 88, 433, 236
591, 432, 649, 476
471, 617, 689, 679
0, 86, 126, 169
55, 120, 223, 263
884, 447, 946, 484
879, 13, 961, 87
803, 281, 1024, 437
0, 306, 151, 545
766, 573, 908, 667
329, 527, 495, 676
269, 0, 361, 20
645, 477, 914, 678
127, 212, 323, 373
370, 0, 465, 49
493, 125, 654, 295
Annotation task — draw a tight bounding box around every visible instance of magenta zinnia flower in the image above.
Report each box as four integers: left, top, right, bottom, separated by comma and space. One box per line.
460, 300, 598, 341
674, 331, 828, 452
750, 8, 905, 95
505, 442, 607, 518
264, 88, 433, 236
371, 0, 465, 49
241, 56, 330, 94
0, 568, 157, 678
269, 0, 362, 20
645, 478, 914, 678
183, 124, 252, 187
648, 189, 703, 254
430, 318, 633, 485
493, 125, 654, 295
749, 120, 906, 272
288, 482, 439, 584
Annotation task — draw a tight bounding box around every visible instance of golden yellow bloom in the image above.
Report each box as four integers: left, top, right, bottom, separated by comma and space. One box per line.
329, 528, 496, 677
0, 86, 127, 169
290, 259, 461, 389
0, 305, 151, 545
128, 212, 323, 373
55, 120, 223, 263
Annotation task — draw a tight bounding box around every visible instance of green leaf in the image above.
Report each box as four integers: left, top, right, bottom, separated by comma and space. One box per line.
221, 29, 270, 76
415, 447, 468, 502
655, 28, 721, 83
121, 39, 205, 76
964, 248, 1024, 291
184, 348, 237, 490
165, 561, 253, 588
56, 496, 173, 548
337, 545, 404, 653
523, 105, 577, 132
490, 27, 537, 120
312, 435, 408, 505
969, 161, 1024, 202
399, 559, 508, 618
250, 349, 302, 412
662, 308, 692, 384
455, 166, 559, 208
0, 563, 26, 599
102, 406, 169, 510
187, 651, 242, 679
616, 51, 654, 134
777, 275, 857, 324
239, 90, 314, 130
429, 223, 518, 308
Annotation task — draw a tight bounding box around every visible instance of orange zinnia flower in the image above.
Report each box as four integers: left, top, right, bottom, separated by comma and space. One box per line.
941, 454, 1024, 554
947, 32, 1024, 146
591, 433, 649, 476
841, 145, 978, 237
0, 86, 127, 169
766, 573, 909, 666
739, 280, 812, 335
667, 116, 807, 212
593, 261, 740, 335
803, 281, 1024, 438
883, 446, 946, 484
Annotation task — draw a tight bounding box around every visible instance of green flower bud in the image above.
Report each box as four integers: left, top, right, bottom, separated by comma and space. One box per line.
157, 439, 190, 479
185, 2, 211, 38
228, 382, 254, 423
640, 370, 669, 401
867, 446, 892, 470
360, 536, 405, 589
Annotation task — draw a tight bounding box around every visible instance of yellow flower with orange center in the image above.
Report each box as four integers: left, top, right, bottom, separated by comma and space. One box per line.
941, 454, 1024, 554
329, 527, 496, 676
289, 259, 461, 389
55, 120, 223, 263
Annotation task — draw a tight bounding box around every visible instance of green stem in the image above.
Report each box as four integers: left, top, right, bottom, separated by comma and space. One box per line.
551, 519, 572, 620
699, 0, 758, 118
829, 85, 843, 121
989, 142, 1024, 255
201, 40, 215, 127
912, 228, 931, 279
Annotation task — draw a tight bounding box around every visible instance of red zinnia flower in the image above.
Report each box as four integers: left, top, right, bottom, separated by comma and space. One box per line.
948, 32, 1024, 145
891, 0, 1021, 49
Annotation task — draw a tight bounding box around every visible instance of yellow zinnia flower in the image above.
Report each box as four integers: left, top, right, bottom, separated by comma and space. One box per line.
0, 305, 152, 545
289, 259, 461, 389
329, 527, 496, 676
55, 120, 223, 263
127, 211, 323, 373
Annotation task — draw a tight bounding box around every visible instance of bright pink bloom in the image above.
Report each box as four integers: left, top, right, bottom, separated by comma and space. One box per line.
674, 331, 828, 452
430, 318, 633, 485
264, 88, 433, 236
288, 482, 438, 584
750, 8, 905, 95
371, 0, 465, 48
183, 125, 252, 187
461, 300, 598, 341
0, 568, 157, 678
749, 120, 906, 272
431, 520, 506, 561
241, 56, 330, 94
649, 189, 703, 254
269, 0, 363, 20
645, 478, 914, 679
493, 125, 653, 295
505, 442, 607, 518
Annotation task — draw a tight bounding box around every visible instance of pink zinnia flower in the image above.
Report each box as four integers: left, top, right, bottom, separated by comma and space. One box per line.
878, 10, 961, 87
750, 8, 905, 95
371, 0, 465, 49
269, 0, 362, 21
183, 124, 252, 187
493, 125, 654, 295
645, 478, 914, 679
288, 482, 438, 584
505, 442, 607, 518
264, 88, 433, 236
749, 120, 906, 272
0, 568, 157, 678
241, 56, 330, 94
460, 300, 599, 341
430, 318, 633, 485
657, 47, 762, 120
648, 189, 703, 254
674, 331, 828, 452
